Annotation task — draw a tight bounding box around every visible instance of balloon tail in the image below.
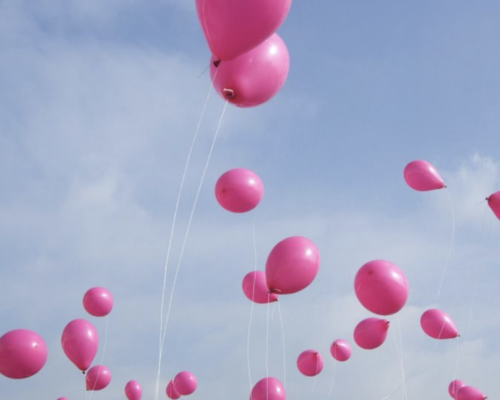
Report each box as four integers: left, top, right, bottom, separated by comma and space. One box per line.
392, 316, 408, 400
327, 358, 337, 399
452, 335, 461, 383
277, 301, 286, 390
437, 187, 456, 297
87, 317, 109, 400
266, 292, 271, 393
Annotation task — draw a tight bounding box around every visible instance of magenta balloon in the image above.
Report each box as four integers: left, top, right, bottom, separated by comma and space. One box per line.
456, 386, 487, 400
83, 287, 114, 317
215, 168, 264, 213
404, 160, 446, 191
330, 339, 352, 362
265, 236, 320, 295
296, 350, 323, 377
210, 34, 290, 108
85, 365, 111, 391
449, 380, 467, 399
354, 260, 409, 315
0, 329, 48, 379
242, 271, 278, 304
166, 380, 181, 399
250, 377, 286, 400
354, 318, 390, 350
420, 309, 459, 339
196, 0, 291, 61
487, 191, 500, 220
125, 380, 142, 400
61, 319, 99, 372
174, 371, 197, 396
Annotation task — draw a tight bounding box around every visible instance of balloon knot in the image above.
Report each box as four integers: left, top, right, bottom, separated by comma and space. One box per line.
82, 371, 86, 374
486, 197, 490, 201
213, 59, 221, 68
222, 88, 235, 99
444, 185, 448, 189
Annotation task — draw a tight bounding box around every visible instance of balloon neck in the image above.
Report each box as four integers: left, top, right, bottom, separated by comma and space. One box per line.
223, 88, 235, 99
213, 59, 221, 68
270, 288, 282, 294
82, 371, 86, 375
486, 197, 490, 202
443, 185, 448, 189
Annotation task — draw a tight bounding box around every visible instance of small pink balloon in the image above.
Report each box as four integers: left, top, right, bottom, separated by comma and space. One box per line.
456, 386, 487, 400
487, 191, 500, 220
0, 329, 48, 379
125, 380, 142, 400
210, 33, 290, 108
61, 319, 99, 372
86, 365, 111, 391
215, 168, 264, 213
330, 339, 352, 362
354, 318, 390, 350
242, 271, 278, 304
166, 380, 181, 400
296, 350, 323, 377
250, 377, 286, 400
355, 260, 409, 316
449, 380, 467, 399
404, 160, 446, 191
174, 371, 197, 396
420, 309, 459, 339
265, 236, 320, 295
83, 287, 114, 317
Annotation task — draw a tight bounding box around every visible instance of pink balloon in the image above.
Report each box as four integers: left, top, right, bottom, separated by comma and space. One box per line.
420, 309, 459, 339
83, 287, 114, 317
456, 386, 487, 400
354, 260, 409, 315
242, 271, 278, 304
61, 319, 99, 372
166, 380, 181, 399
196, 0, 291, 61
174, 371, 197, 396
265, 236, 320, 295
487, 191, 500, 220
57, 398, 69, 400
404, 160, 446, 191
125, 380, 142, 400
354, 318, 390, 350
210, 34, 290, 108
330, 339, 352, 362
296, 350, 323, 377
449, 380, 467, 399
215, 168, 264, 213
0, 329, 48, 379
86, 365, 111, 391
250, 377, 286, 400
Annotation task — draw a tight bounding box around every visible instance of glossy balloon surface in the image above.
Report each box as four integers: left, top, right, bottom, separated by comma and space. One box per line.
215, 168, 264, 213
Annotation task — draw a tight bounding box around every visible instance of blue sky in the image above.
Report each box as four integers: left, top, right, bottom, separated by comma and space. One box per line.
1, 1, 500, 399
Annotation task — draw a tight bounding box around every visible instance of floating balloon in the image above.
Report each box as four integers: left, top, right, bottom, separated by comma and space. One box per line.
354, 318, 390, 350
487, 191, 500, 220
215, 168, 264, 213
420, 309, 459, 339
196, 0, 291, 61
174, 371, 197, 396
61, 319, 99, 372
57, 398, 69, 400
242, 271, 278, 304
265, 236, 320, 295
296, 350, 323, 377
456, 386, 487, 400
166, 380, 181, 400
354, 260, 409, 315
125, 380, 142, 400
86, 365, 111, 391
404, 160, 446, 191
210, 34, 290, 108
0, 329, 48, 379
330, 339, 352, 362
250, 377, 286, 400
449, 380, 467, 399
83, 287, 114, 317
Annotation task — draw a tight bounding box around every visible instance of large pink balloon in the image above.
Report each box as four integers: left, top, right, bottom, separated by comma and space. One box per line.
196, 0, 291, 61
404, 160, 446, 191
61, 319, 99, 372
174, 371, 197, 396
449, 380, 467, 399
210, 34, 290, 108
250, 377, 286, 400
166, 380, 181, 399
487, 191, 500, 220
215, 168, 264, 213
0, 329, 48, 379
456, 386, 487, 400
86, 365, 111, 391
420, 309, 459, 339
83, 287, 114, 317
296, 350, 323, 377
354, 260, 409, 315
330, 339, 352, 362
125, 380, 142, 400
242, 271, 278, 304
265, 236, 320, 295
354, 318, 390, 350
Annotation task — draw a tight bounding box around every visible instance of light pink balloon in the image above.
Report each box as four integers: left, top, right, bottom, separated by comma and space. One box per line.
265, 236, 320, 295
296, 350, 323, 377
487, 191, 500, 220
404, 160, 446, 191
0, 329, 48, 379
354, 260, 409, 315
210, 33, 290, 108
85, 365, 111, 391
250, 377, 286, 400
242, 271, 278, 304
83, 287, 114, 317
61, 319, 99, 372
215, 168, 264, 213
420, 309, 459, 339
125, 380, 142, 400
354, 318, 390, 350
330, 339, 352, 362
174, 371, 197, 396
456, 386, 487, 400
449, 380, 467, 399
196, 0, 291, 61
166, 380, 181, 400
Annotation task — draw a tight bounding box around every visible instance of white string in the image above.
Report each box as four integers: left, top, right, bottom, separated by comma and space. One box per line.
437, 187, 456, 297
87, 317, 109, 400
396, 316, 409, 400
247, 211, 259, 391
326, 358, 337, 399
277, 301, 287, 390
311, 355, 319, 394
266, 292, 271, 400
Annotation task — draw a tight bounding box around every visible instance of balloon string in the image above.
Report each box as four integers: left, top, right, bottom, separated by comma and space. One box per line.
87, 317, 109, 400
326, 358, 337, 399
277, 300, 286, 390
266, 291, 271, 400
311, 356, 319, 394
247, 211, 259, 391
397, 316, 409, 400
437, 187, 456, 297
391, 316, 408, 400
452, 335, 461, 382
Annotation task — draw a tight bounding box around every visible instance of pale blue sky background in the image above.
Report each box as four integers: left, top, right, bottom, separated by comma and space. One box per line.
1, 1, 500, 399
